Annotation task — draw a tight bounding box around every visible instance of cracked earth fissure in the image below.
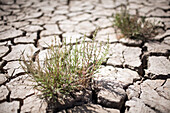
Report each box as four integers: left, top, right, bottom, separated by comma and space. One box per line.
0, 0, 170, 113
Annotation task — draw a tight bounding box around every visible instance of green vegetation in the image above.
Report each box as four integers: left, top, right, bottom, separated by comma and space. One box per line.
114, 9, 159, 40
20, 34, 109, 102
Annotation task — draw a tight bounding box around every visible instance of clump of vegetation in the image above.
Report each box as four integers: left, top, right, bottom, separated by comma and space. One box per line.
20, 34, 109, 103
114, 8, 159, 40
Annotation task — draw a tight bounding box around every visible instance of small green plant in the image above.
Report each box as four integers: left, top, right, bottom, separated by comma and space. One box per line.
114, 8, 159, 40
20, 34, 109, 103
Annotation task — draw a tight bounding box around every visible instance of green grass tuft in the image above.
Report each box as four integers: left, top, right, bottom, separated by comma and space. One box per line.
20, 34, 109, 102
114, 8, 159, 41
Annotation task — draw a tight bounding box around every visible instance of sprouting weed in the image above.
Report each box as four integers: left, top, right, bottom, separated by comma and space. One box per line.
114, 8, 159, 41
20, 33, 109, 102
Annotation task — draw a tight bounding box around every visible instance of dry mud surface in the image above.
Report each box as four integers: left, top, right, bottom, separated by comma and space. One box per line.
0, 0, 170, 113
